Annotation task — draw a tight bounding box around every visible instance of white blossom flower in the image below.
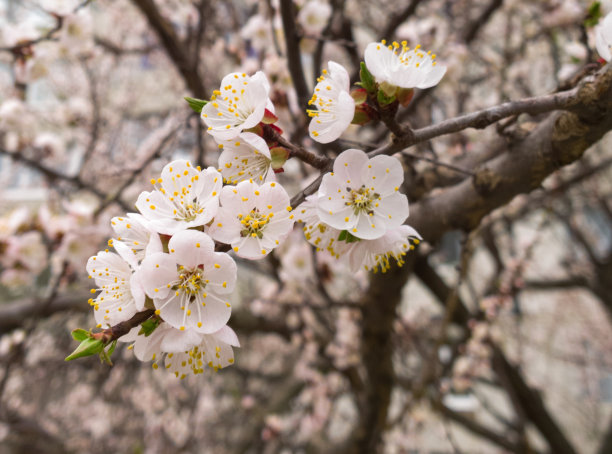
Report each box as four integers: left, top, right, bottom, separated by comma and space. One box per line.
121, 323, 239, 376
308, 61, 355, 144
201, 71, 270, 141
298, 0, 332, 35
218, 132, 276, 184
86, 250, 145, 327
364, 40, 446, 90
208, 180, 295, 259
317, 149, 408, 240
164, 325, 239, 376
241, 14, 272, 51
296, 194, 343, 258
139, 230, 236, 334
136, 159, 222, 235
2, 231, 48, 274
596, 11, 612, 62
109, 213, 162, 268
342, 225, 421, 273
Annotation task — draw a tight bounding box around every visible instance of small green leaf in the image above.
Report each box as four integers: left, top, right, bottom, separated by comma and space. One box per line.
345, 231, 361, 243
585, 2, 602, 27
65, 338, 105, 361
139, 317, 161, 337
184, 96, 208, 113
107, 340, 118, 356
337, 230, 361, 243
359, 62, 377, 93
71, 328, 90, 342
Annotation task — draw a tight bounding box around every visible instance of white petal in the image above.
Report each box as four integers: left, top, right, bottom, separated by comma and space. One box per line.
168, 230, 215, 269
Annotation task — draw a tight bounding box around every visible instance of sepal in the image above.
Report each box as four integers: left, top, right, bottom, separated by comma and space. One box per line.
185, 96, 208, 113
270, 146, 290, 170
359, 62, 377, 93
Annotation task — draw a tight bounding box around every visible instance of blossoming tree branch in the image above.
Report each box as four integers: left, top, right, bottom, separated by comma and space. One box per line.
2, 1, 612, 453
67, 14, 612, 385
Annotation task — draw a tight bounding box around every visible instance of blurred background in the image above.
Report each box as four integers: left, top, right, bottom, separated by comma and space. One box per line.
0, 0, 611, 452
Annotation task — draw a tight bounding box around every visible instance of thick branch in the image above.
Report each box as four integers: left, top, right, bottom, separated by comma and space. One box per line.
0, 148, 130, 211
131, 0, 206, 97
279, 0, 311, 111
407, 64, 612, 244
0, 294, 88, 335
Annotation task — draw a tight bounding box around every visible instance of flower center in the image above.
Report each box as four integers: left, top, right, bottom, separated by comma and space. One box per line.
346, 186, 379, 215
175, 268, 206, 295
238, 209, 273, 239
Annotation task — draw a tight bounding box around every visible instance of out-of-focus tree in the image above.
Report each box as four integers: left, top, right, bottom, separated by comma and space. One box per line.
0, 0, 611, 453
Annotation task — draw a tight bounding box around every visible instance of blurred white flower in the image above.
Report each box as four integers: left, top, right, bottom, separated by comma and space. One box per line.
298, 0, 331, 35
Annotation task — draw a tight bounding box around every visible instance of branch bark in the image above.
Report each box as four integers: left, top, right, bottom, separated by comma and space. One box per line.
131, 0, 206, 97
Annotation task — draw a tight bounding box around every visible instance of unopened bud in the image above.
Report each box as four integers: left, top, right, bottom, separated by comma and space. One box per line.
350, 88, 368, 105
270, 146, 290, 170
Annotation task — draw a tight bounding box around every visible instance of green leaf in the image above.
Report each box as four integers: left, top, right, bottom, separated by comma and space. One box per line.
65, 338, 105, 361
585, 2, 602, 27
345, 231, 361, 243
359, 62, 377, 93
139, 317, 161, 337
184, 96, 208, 113
71, 328, 90, 342
337, 230, 361, 243
107, 340, 117, 356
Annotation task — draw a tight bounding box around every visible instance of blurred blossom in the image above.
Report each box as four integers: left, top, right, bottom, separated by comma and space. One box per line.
297, 0, 332, 36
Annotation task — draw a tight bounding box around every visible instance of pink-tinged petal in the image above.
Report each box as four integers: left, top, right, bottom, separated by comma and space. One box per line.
168, 230, 214, 268
596, 24, 612, 62
157, 292, 191, 330
373, 192, 409, 228
363, 154, 405, 196
364, 42, 394, 83
416, 64, 447, 89
139, 252, 177, 298
197, 294, 232, 334
332, 149, 368, 186
328, 61, 350, 89
145, 231, 163, 256
201, 333, 235, 368
130, 271, 146, 311
345, 241, 367, 272
196, 167, 222, 202
396, 224, 422, 240
113, 239, 138, 268
241, 131, 271, 159
352, 212, 386, 240
201, 252, 237, 294
211, 325, 240, 347
251, 70, 271, 94
160, 327, 202, 353
233, 236, 264, 259
208, 210, 242, 244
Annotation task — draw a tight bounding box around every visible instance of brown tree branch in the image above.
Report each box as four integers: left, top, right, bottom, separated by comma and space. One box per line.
279, 0, 311, 111
131, 0, 206, 97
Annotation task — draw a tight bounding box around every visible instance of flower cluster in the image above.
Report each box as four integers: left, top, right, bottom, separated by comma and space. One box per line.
87, 162, 243, 376
79, 37, 444, 372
